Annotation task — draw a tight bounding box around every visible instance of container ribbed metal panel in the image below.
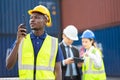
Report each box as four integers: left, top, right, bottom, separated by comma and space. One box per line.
61, 0, 120, 32
94, 25, 120, 77
1, 0, 33, 34
0, 0, 61, 77
0, 36, 18, 77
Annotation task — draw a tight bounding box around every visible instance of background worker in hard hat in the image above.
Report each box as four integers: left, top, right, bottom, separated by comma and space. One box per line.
6, 5, 63, 80
59, 25, 82, 80
80, 29, 106, 80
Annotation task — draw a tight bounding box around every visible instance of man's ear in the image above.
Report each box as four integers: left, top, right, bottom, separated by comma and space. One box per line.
62, 34, 65, 39
44, 18, 48, 24
44, 15, 49, 22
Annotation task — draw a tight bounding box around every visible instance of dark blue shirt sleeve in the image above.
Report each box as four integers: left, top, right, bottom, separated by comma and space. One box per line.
56, 45, 64, 62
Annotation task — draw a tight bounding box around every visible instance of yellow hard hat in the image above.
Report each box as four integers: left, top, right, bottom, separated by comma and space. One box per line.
28, 5, 52, 27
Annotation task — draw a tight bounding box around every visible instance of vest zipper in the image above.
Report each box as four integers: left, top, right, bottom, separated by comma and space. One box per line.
33, 55, 37, 80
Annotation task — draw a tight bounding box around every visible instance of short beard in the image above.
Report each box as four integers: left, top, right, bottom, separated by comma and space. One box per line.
31, 28, 41, 31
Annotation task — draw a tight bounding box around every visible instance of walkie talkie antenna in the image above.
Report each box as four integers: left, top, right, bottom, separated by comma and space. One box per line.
22, 15, 26, 26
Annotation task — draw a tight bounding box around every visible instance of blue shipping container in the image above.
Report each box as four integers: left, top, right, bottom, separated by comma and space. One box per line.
94, 25, 120, 77
0, 36, 18, 77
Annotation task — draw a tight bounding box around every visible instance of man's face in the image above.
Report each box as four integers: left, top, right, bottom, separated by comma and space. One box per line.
63, 34, 73, 46
29, 12, 47, 30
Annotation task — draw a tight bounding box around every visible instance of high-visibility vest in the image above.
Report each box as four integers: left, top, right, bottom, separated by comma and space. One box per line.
82, 47, 106, 80
18, 34, 58, 80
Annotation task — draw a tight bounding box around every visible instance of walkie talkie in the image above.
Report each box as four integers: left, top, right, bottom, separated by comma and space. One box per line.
20, 15, 26, 28
22, 15, 26, 27
20, 15, 26, 32
20, 15, 27, 35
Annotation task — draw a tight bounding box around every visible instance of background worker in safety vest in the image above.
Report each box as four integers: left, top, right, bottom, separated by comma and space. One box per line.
6, 5, 63, 80
59, 25, 82, 80
80, 29, 106, 80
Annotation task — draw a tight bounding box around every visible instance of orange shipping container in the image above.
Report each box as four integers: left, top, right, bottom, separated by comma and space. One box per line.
61, 0, 120, 32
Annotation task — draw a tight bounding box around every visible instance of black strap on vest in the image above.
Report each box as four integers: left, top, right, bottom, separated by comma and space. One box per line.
33, 55, 37, 80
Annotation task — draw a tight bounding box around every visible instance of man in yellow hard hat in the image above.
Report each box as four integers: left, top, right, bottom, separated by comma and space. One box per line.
6, 5, 63, 80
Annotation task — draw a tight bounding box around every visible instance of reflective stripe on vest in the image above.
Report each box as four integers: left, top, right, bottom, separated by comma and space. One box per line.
84, 58, 105, 74
18, 34, 58, 79
84, 70, 105, 74
83, 59, 105, 74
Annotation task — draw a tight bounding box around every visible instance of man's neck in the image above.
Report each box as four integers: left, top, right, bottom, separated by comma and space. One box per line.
32, 30, 44, 36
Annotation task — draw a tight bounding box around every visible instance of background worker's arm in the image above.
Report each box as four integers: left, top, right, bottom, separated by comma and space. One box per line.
6, 24, 27, 70
85, 49, 102, 68
54, 62, 62, 80
62, 57, 74, 66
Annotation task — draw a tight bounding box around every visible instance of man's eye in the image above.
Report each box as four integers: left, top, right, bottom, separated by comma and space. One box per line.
38, 16, 44, 19
30, 16, 32, 19
30, 16, 44, 19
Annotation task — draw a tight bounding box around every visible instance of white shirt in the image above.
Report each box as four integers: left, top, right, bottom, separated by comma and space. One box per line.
85, 46, 102, 68
62, 40, 78, 76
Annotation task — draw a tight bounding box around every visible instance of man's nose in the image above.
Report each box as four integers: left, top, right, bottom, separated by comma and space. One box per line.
30, 18, 35, 22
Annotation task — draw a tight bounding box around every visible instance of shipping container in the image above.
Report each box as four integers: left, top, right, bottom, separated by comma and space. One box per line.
94, 25, 120, 77
0, 0, 61, 77
0, 36, 18, 77
61, 0, 120, 32
73, 25, 120, 76
0, 0, 61, 36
